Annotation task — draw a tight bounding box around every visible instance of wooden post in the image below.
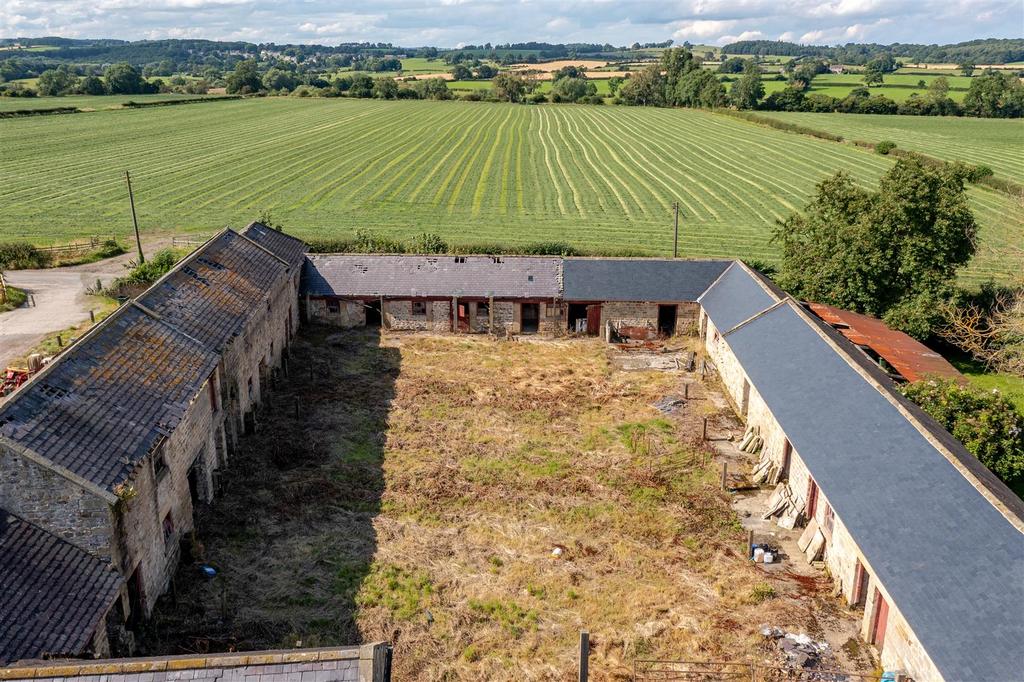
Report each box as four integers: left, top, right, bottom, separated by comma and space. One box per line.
684, 382, 689, 400
124, 170, 144, 264
488, 295, 495, 334
672, 201, 679, 258
452, 296, 458, 333
721, 462, 728, 491
89, 310, 95, 324
56, 335, 62, 348
380, 295, 387, 330
747, 530, 754, 559
578, 631, 589, 682
702, 416, 708, 441
0, 271, 6, 304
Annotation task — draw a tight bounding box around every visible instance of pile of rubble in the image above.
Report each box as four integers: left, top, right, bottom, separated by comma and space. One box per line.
761, 626, 839, 672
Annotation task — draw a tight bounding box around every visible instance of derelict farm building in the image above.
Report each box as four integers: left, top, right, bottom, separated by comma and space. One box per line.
1, 233, 1021, 682
0, 224, 304, 662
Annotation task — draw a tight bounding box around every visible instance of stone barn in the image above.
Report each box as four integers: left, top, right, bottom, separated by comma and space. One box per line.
301, 255, 562, 334
0, 225, 303, 659
697, 261, 1024, 682
561, 258, 729, 337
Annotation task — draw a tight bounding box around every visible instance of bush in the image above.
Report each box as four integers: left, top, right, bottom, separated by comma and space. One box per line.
529, 92, 548, 104
967, 164, 994, 182
0, 242, 51, 269
106, 248, 183, 295
901, 379, 1024, 487
875, 140, 897, 155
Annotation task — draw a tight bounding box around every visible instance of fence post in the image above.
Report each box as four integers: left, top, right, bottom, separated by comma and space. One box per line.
578, 631, 589, 682
720, 462, 728, 490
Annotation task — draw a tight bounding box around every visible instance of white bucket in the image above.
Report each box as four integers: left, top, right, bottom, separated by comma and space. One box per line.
753, 547, 765, 563
763, 552, 774, 564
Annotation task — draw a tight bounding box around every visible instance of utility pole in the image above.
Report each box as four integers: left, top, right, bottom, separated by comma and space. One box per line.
672, 201, 679, 258
125, 170, 144, 264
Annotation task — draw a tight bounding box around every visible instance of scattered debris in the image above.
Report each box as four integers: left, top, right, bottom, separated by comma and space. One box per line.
761, 482, 804, 530
652, 396, 686, 414
761, 626, 839, 672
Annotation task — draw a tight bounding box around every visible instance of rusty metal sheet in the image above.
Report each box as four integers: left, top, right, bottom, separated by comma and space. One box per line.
807, 303, 965, 384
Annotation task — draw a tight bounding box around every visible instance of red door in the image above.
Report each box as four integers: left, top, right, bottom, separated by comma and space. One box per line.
457, 303, 469, 332
586, 305, 602, 336
870, 588, 889, 647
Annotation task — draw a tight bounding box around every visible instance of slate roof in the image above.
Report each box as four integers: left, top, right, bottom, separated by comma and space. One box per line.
697, 262, 780, 333
722, 300, 1024, 681
0, 510, 123, 664
302, 255, 562, 298
561, 258, 730, 302
240, 222, 307, 269
137, 230, 289, 351
0, 305, 220, 492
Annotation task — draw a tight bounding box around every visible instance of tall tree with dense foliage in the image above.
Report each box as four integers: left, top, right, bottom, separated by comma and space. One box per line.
37, 67, 77, 96
104, 62, 148, 94
225, 59, 262, 94
491, 72, 527, 102
901, 379, 1024, 489
729, 61, 763, 109
773, 157, 978, 339
963, 70, 1024, 118
619, 64, 665, 106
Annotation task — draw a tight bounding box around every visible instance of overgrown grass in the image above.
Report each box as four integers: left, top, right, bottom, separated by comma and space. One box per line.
145, 331, 856, 680
951, 357, 1024, 415
0, 285, 27, 313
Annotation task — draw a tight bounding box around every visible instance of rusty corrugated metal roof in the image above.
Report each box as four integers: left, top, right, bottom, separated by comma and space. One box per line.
807, 302, 965, 383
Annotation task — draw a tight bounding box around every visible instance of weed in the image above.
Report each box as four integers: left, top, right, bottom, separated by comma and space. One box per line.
468, 598, 538, 637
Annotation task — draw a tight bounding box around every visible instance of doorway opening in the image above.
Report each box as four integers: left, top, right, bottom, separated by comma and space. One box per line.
568, 304, 589, 334
657, 305, 678, 337
365, 300, 382, 327
521, 303, 540, 334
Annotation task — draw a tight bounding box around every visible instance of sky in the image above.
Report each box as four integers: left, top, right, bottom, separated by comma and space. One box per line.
1, 0, 1022, 47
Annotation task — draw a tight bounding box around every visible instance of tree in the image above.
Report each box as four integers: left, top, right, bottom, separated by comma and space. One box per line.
550, 76, 596, 103
660, 47, 699, 93
773, 157, 978, 339
225, 59, 262, 94
718, 57, 746, 74
901, 379, 1024, 488
474, 64, 498, 79
104, 62, 147, 94
674, 69, 724, 108
729, 61, 763, 109
262, 68, 298, 92
413, 77, 452, 100
491, 72, 527, 102
79, 75, 106, 95
959, 61, 975, 77
372, 77, 399, 99
37, 67, 77, 96
940, 278, 1024, 377
963, 70, 1024, 118
619, 64, 665, 106
863, 65, 884, 86
451, 64, 472, 80
607, 76, 623, 96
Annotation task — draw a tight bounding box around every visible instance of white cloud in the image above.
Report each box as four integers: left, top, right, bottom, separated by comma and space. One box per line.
0, 0, 1020, 47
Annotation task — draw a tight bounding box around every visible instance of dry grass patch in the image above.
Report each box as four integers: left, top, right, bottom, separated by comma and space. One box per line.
145, 329, 843, 680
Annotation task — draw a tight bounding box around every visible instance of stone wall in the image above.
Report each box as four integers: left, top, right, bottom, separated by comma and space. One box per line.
0, 445, 115, 558
307, 297, 365, 328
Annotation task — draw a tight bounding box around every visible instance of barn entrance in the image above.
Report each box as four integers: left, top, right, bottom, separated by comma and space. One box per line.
521, 303, 540, 334
365, 300, 382, 327
657, 305, 678, 336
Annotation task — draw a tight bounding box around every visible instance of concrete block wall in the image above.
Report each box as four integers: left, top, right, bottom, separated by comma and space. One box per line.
603, 302, 658, 330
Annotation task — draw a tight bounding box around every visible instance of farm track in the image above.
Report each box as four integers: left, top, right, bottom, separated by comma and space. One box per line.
1, 98, 1020, 281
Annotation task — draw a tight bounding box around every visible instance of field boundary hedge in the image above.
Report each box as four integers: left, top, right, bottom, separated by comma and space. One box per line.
0, 95, 243, 119
122, 95, 243, 108
0, 106, 80, 119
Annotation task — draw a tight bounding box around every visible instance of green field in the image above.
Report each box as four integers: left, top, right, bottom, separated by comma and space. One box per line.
0, 98, 1019, 281
756, 111, 1024, 183
759, 77, 969, 103
0, 92, 215, 112
399, 57, 451, 75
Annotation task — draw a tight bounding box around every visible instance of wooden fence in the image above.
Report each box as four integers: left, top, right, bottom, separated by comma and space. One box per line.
35, 235, 115, 256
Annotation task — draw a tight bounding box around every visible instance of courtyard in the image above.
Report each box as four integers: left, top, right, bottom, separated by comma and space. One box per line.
141, 328, 867, 680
